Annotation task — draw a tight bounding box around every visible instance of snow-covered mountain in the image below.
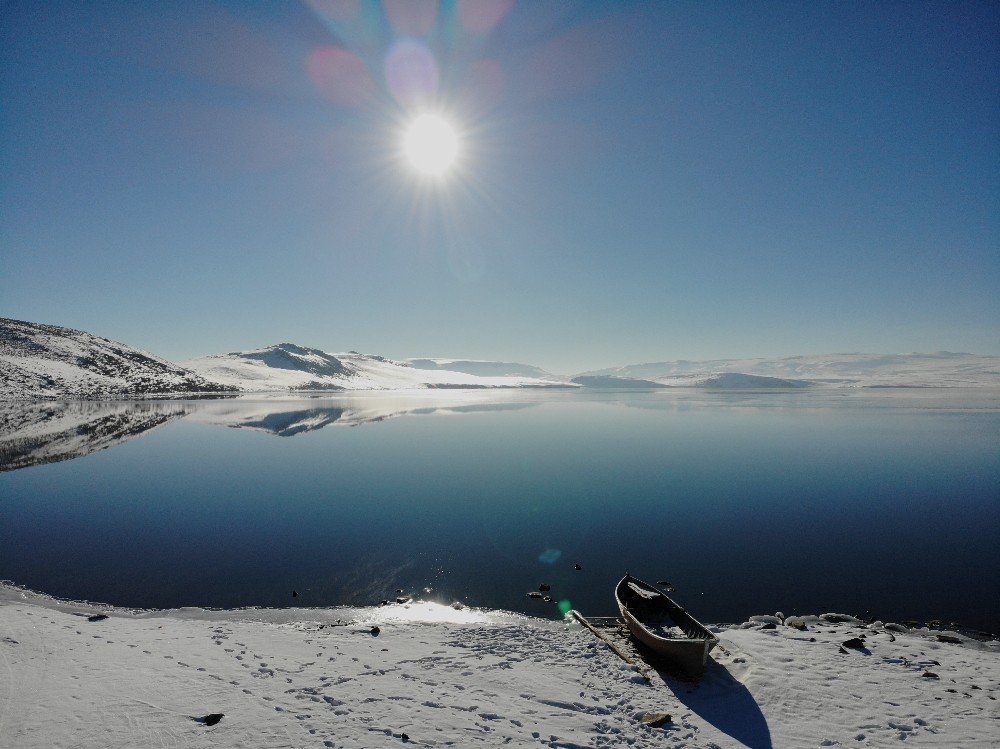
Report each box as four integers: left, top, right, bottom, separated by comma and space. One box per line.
579, 352, 1000, 388
4, 316, 998, 399
570, 372, 811, 389
0, 318, 235, 400
406, 358, 555, 379
181, 343, 571, 392
570, 375, 668, 389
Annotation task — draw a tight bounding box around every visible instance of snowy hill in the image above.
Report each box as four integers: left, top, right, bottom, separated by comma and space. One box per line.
699, 373, 812, 389
0, 318, 235, 400
406, 358, 555, 379
182, 343, 571, 392
580, 352, 1000, 388
571, 375, 668, 389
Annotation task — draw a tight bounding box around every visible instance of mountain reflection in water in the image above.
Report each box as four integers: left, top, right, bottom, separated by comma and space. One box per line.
0, 394, 540, 470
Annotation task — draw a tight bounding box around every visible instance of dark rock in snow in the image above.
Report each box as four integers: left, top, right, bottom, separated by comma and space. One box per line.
760, 622, 777, 630
639, 712, 672, 727
396, 596, 411, 604
936, 634, 962, 644
370, 626, 381, 637
194, 713, 224, 726
401, 733, 410, 742
922, 671, 939, 679
842, 638, 866, 650
87, 614, 108, 622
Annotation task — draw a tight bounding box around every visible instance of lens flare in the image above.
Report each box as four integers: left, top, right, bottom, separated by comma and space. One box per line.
538, 548, 562, 564
385, 39, 439, 105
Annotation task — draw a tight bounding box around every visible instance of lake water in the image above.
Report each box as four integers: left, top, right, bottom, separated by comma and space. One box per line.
1, 389, 998, 632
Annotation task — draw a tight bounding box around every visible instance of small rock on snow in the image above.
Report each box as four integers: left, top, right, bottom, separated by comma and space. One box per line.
639, 712, 672, 728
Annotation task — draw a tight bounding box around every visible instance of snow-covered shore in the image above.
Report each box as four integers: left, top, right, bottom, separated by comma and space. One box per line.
1, 584, 996, 748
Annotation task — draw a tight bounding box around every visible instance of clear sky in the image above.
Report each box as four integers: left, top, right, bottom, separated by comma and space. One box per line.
2, 1, 997, 373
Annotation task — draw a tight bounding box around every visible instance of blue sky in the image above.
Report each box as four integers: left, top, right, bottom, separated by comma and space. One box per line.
2, 1, 997, 373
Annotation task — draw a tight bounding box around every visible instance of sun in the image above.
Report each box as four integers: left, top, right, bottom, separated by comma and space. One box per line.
403, 114, 459, 176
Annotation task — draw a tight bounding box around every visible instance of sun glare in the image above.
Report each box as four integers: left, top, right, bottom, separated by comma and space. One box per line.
403, 114, 459, 176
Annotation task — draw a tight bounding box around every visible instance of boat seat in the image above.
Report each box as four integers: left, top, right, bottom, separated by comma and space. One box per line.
627, 582, 659, 599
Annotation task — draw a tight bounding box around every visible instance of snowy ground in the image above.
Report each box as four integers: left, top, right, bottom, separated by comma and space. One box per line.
1, 585, 996, 748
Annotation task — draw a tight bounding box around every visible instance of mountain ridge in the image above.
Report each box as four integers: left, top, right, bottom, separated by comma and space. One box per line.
3, 317, 998, 400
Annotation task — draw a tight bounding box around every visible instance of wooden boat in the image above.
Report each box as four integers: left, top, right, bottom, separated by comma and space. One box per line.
615, 574, 719, 678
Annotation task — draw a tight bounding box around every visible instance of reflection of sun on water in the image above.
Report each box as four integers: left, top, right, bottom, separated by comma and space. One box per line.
403, 114, 459, 176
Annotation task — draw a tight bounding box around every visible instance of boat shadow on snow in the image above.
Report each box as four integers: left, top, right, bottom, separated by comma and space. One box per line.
655, 653, 772, 749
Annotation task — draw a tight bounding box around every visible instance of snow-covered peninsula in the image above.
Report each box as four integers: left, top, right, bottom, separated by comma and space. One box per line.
1, 583, 997, 748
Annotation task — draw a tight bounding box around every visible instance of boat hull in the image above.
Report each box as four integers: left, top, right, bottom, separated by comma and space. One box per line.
615, 575, 719, 678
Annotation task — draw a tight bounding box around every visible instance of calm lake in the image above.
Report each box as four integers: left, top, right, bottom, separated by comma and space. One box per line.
1, 389, 998, 632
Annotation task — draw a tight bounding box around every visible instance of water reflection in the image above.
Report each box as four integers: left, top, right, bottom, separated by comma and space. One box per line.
3, 389, 999, 472
188, 394, 537, 435
0, 393, 540, 470
0, 390, 997, 629
0, 400, 190, 472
